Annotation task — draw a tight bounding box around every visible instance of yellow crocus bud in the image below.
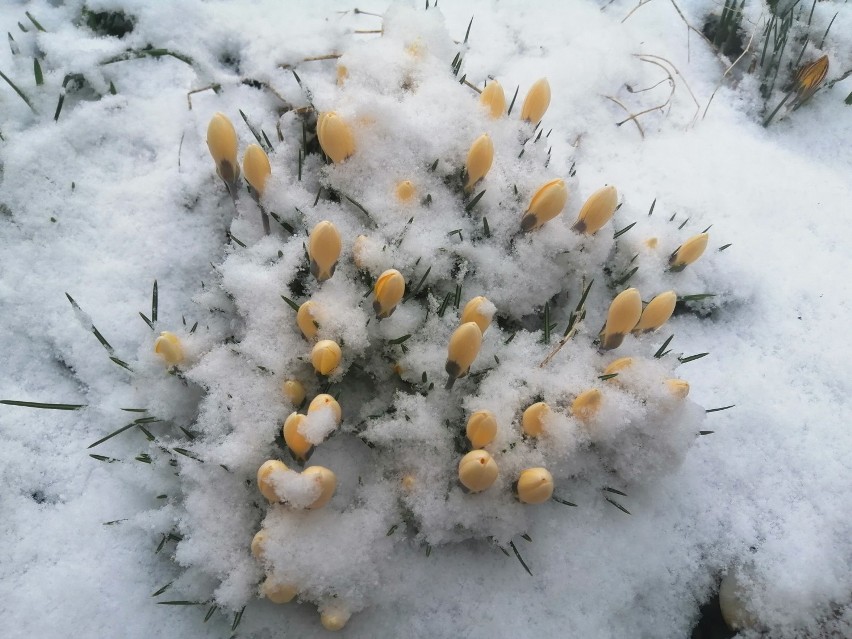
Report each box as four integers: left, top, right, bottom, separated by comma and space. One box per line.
479, 80, 506, 119
206, 112, 240, 184
317, 112, 355, 163
311, 340, 342, 376
372, 269, 405, 319
571, 389, 602, 421
460, 296, 494, 333
465, 134, 494, 191
261, 579, 297, 604
521, 178, 569, 231
308, 221, 342, 282
302, 465, 337, 509
242, 143, 271, 195
282, 379, 306, 406
250, 529, 268, 559
601, 288, 642, 350
296, 301, 320, 341
458, 450, 499, 492
445, 322, 483, 386
645, 237, 659, 249
154, 331, 184, 366
794, 54, 829, 102
466, 410, 498, 448
669, 233, 709, 270
665, 378, 690, 399
634, 291, 677, 333
336, 64, 348, 86
572, 185, 618, 235
516, 467, 554, 504
603, 357, 634, 377
521, 402, 550, 437
520, 78, 551, 124
308, 393, 342, 425
319, 603, 352, 631
401, 474, 416, 491
283, 413, 312, 460
396, 180, 416, 203
257, 459, 289, 502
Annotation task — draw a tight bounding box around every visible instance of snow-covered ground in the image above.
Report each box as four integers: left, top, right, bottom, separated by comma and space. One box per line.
1, 1, 850, 637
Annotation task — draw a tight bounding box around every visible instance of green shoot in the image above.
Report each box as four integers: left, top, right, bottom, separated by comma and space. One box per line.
0, 399, 85, 410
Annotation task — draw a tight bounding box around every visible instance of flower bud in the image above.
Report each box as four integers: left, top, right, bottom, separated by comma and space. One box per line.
401, 474, 416, 491
261, 579, 297, 604
396, 180, 416, 203
458, 450, 499, 492
308, 393, 342, 425
466, 410, 498, 448
308, 221, 342, 282
634, 291, 676, 333
302, 465, 337, 509
571, 389, 602, 421
669, 233, 709, 270
479, 80, 506, 118
282, 379, 306, 406
465, 134, 494, 191
251, 529, 268, 559
296, 301, 320, 341
154, 331, 184, 366
520, 78, 551, 124
336, 64, 348, 86
665, 378, 690, 399
603, 357, 634, 377
601, 288, 642, 350
257, 459, 289, 502
445, 322, 483, 384
522, 402, 550, 437
317, 111, 355, 163
283, 413, 313, 460
521, 178, 568, 231
242, 143, 271, 195
572, 185, 618, 235
311, 340, 342, 376
319, 602, 352, 631
372, 269, 405, 319
516, 467, 554, 504
460, 296, 494, 333
794, 54, 829, 102
206, 112, 240, 184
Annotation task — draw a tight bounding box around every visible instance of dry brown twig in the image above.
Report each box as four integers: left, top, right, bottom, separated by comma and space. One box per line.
603, 95, 646, 139
638, 53, 701, 125
539, 326, 581, 368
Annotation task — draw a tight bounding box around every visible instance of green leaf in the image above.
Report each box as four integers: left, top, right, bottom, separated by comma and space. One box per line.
678, 352, 709, 364
465, 189, 486, 213
0, 68, 35, 110
654, 334, 675, 358
1, 399, 85, 410
281, 295, 300, 312
508, 541, 532, 576
706, 404, 735, 413
26, 12, 46, 32
33, 58, 43, 85
151, 280, 158, 324
605, 497, 631, 515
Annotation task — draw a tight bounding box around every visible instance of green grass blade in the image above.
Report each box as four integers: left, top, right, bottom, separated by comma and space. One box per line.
1, 399, 85, 410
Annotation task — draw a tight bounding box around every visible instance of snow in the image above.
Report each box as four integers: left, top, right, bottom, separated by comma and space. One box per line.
1, 0, 851, 637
